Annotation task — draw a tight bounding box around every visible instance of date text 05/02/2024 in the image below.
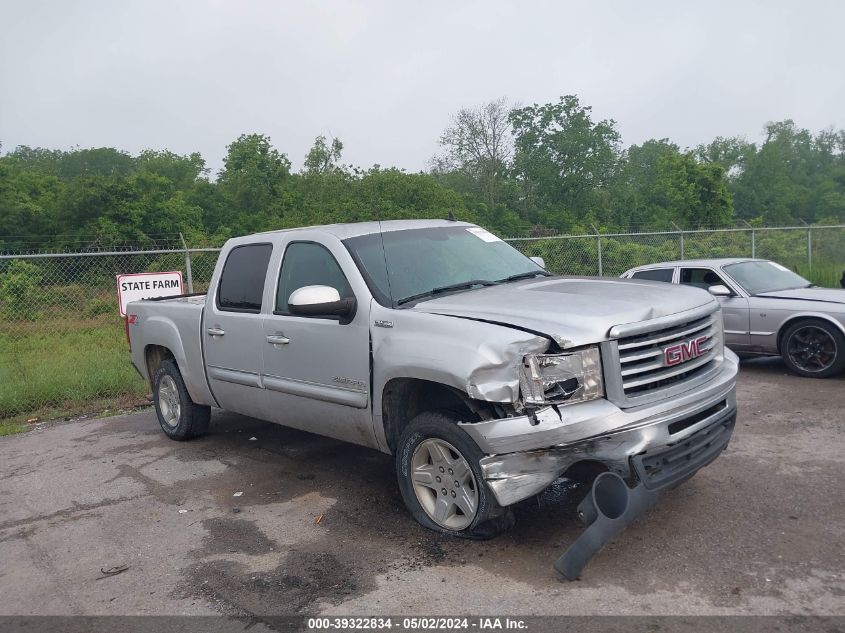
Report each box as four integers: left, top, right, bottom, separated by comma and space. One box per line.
306, 617, 528, 630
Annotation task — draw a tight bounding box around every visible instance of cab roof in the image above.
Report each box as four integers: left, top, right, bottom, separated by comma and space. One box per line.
251, 219, 475, 241
629, 257, 765, 270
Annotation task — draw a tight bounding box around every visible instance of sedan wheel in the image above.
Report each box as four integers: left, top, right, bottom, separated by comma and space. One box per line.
782, 320, 845, 378
786, 325, 837, 373
411, 438, 478, 530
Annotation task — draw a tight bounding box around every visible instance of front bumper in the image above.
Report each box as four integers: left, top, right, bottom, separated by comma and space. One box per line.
458, 350, 739, 506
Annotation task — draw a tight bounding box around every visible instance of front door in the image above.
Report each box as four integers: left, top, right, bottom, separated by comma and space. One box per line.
261, 240, 374, 446
679, 267, 750, 348
203, 242, 274, 418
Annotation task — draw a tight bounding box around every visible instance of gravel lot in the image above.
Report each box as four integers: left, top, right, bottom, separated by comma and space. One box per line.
1, 357, 843, 618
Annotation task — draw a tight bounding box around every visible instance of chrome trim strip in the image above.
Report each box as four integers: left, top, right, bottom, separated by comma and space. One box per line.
622, 353, 716, 389
207, 366, 262, 388
617, 321, 714, 351
609, 302, 718, 339
263, 374, 368, 408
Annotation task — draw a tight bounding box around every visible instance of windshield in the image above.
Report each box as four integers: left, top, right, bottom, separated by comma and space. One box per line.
723, 260, 811, 295
343, 225, 546, 306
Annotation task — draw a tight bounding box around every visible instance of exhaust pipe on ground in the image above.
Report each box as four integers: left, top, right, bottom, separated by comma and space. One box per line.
554, 471, 660, 580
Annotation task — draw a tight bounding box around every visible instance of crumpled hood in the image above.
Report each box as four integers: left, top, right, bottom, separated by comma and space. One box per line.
756, 287, 845, 305
409, 277, 716, 348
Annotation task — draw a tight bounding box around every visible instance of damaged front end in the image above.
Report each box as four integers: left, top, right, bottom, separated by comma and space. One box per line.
457, 332, 739, 579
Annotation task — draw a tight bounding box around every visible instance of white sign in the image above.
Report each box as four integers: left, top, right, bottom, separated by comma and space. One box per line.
116, 271, 184, 317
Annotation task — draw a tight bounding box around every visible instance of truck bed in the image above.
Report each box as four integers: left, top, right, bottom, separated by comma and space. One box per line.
127, 294, 215, 407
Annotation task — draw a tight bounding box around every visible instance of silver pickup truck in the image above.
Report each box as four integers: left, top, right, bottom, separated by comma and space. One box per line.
127, 220, 739, 577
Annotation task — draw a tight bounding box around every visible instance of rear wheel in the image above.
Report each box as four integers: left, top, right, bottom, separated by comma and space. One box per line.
781, 319, 845, 378
395, 411, 512, 539
153, 360, 211, 440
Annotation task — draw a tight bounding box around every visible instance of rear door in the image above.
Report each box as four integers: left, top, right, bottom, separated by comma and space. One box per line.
203, 242, 274, 418
679, 266, 750, 348
260, 237, 375, 447
629, 267, 676, 283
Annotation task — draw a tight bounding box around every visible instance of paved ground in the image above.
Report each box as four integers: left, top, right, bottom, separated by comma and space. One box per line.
1, 357, 843, 617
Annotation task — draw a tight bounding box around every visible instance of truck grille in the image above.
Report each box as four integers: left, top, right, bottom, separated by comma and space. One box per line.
606, 306, 723, 406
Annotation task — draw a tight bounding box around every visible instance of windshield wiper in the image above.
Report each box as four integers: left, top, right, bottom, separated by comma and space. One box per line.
396, 279, 497, 306
496, 270, 552, 283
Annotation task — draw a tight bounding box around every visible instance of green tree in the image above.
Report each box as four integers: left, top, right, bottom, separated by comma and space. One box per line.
0, 259, 42, 320
303, 135, 344, 176
509, 95, 621, 229
217, 134, 291, 229
611, 140, 733, 229
432, 97, 513, 210
731, 121, 845, 224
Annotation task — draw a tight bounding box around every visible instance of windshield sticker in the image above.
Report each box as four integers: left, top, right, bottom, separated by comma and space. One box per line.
466, 227, 502, 243
770, 262, 790, 272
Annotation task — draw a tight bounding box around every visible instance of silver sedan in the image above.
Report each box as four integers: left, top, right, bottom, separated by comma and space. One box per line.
621, 258, 845, 378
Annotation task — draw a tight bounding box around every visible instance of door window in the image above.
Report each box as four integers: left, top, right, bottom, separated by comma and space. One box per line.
217, 243, 273, 312
275, 242, 353, 314
631, 268, 674, 283
679, 268, 729, 291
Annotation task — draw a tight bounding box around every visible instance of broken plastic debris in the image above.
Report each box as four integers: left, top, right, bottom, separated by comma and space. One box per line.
98, 565, 129, 578
249, 437, 257, 441
233, 491, 243, 497
178, 509, 188, 514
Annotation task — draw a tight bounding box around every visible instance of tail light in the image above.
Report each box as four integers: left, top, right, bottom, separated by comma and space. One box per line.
124, 314, 137, 351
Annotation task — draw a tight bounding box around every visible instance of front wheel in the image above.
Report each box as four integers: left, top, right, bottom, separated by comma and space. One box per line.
153, 360, 211, 440
781, 319, 845, 378
395, 411, 512, 539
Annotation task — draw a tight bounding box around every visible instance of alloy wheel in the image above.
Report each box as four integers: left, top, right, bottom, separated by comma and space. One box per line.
157, 375, 182, 428
411, 438, 478, 530
787, 325, 838, 373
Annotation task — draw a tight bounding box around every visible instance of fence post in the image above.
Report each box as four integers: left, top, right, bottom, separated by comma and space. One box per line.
741, 220, 756, 258
592, 224, 602, 276
808, 227, 812, 272
180, 232, 194, 293
672, 222, 685, 259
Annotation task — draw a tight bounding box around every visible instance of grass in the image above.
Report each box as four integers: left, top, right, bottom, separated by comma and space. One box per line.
797, 263, 844, 289
0, 420, 27, 436
0, 316, 148, 423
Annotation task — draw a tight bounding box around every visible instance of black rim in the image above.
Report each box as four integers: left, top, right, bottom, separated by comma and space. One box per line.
786, 326, 837, 372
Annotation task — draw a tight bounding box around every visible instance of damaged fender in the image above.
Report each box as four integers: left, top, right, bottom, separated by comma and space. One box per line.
370, 301, 549, 451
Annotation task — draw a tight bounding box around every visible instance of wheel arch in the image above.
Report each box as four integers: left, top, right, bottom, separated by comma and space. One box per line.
137, 315, 216, 407
381, 377, 501, 454
145, 344, 176, 386
776, 313, 845, 353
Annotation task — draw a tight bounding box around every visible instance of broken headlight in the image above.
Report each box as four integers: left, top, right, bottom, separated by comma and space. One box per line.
519, 347, 604, 406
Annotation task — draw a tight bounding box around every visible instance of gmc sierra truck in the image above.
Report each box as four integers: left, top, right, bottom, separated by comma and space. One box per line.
126, 220, 739, 578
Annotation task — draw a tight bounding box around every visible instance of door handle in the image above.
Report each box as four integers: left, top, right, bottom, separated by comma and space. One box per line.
206, 327, 225, 337
266, 335, 290, 345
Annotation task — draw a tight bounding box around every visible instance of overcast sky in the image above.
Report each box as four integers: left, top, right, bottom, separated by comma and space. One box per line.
1, 0, 843, 175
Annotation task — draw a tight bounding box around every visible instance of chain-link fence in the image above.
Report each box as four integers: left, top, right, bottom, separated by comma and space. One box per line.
2, 224, 845, 422
506, 225, 845, 281
0, 247, 221, 424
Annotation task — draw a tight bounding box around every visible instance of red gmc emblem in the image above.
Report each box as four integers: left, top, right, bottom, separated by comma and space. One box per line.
664, 336, 709, 367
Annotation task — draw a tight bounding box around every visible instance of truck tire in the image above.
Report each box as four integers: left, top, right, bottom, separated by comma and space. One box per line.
395, 411, 512, 539
780, 319, 845, 378
152, 359, 211, 440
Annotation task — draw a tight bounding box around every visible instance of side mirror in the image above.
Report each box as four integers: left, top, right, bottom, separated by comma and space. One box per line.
708, 284, 732, 298
530, 256, 546, 269
288, 285, 356, 320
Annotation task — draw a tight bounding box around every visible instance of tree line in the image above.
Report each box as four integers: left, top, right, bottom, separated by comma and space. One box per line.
1, 95, 844, 252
